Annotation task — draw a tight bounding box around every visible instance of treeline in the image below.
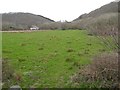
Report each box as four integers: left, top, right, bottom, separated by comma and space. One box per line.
2, 24, 29, 31
2, 21, 84, 31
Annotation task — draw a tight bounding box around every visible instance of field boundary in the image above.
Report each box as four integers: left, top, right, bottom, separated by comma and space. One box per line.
1, 30, 56, 33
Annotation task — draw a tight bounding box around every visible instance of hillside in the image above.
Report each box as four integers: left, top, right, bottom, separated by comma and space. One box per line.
74, 2, 118, 21
1, 1, 119, 31
2, 12, 54, 30
70, 1, 119, 34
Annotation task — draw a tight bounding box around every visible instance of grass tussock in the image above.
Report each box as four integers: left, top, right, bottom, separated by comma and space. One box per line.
67, 48, 75, 52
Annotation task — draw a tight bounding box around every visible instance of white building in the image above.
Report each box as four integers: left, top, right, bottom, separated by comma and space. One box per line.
30, 25, 39, 30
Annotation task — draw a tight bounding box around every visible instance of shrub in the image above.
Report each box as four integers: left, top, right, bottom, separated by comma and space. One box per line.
86, 13, 119, 51
2, 59, 15, 88
71, 53, 118, 88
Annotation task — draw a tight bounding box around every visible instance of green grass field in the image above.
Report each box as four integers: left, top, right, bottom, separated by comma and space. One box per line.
2, 30, 106, 88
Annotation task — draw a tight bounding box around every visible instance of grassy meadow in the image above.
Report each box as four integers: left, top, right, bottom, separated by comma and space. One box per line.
2, 30, 107, 88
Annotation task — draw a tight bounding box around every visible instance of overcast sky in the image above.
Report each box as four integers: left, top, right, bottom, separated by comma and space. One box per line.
1, 0, 114, 21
